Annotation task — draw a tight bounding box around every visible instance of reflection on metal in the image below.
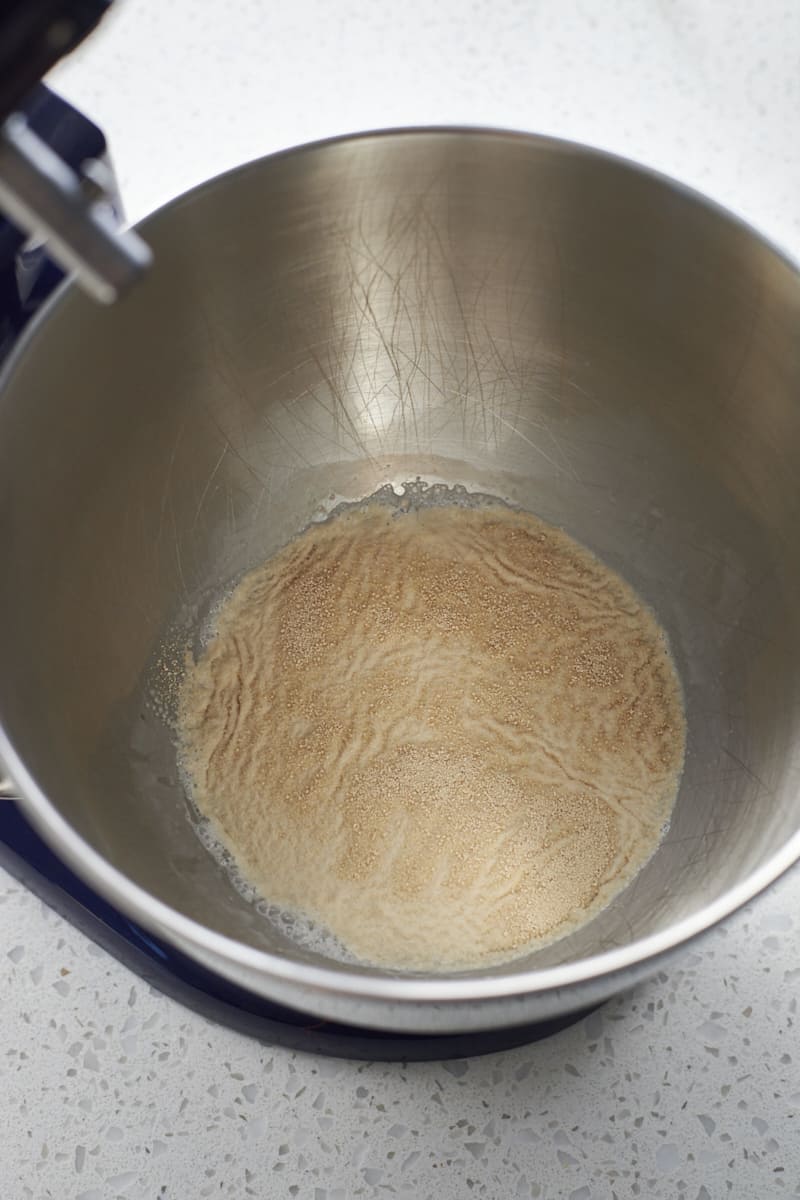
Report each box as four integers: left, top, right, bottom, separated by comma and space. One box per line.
0, 773, 17, 800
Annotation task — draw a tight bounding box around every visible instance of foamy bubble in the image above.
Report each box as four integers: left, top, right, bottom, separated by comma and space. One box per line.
190, 808, 359, 963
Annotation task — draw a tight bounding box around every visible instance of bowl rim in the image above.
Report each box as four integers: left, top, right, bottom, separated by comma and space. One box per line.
3, 123, 800, 1008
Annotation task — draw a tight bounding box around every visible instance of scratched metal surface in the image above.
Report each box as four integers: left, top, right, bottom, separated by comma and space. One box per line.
1, 131, 800, 1020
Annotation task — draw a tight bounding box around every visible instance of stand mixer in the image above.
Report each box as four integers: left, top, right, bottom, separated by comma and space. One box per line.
7, 0, 797, 1064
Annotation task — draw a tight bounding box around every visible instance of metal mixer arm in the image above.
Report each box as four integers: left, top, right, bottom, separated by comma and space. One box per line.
0, 0, 151, 302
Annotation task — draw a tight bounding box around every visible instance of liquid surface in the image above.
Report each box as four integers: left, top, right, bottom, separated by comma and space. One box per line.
177, 498, 685, 971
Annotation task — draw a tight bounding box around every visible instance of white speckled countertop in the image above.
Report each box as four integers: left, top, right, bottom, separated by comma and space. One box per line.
3, 2, 800, 1197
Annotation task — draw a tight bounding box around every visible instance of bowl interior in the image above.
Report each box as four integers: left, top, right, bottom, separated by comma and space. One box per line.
2, 130, 800, 980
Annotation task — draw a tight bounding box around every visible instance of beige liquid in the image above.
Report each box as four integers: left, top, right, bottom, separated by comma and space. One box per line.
177, 497, 685, 971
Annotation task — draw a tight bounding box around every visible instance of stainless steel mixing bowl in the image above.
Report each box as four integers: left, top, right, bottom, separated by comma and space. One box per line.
1, 128, 800, 1034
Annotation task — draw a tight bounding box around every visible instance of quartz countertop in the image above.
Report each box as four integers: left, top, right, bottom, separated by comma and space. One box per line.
3, 2, 800, 1196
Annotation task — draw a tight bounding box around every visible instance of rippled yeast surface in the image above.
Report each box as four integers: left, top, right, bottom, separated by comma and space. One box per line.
178, 497, 685, 971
